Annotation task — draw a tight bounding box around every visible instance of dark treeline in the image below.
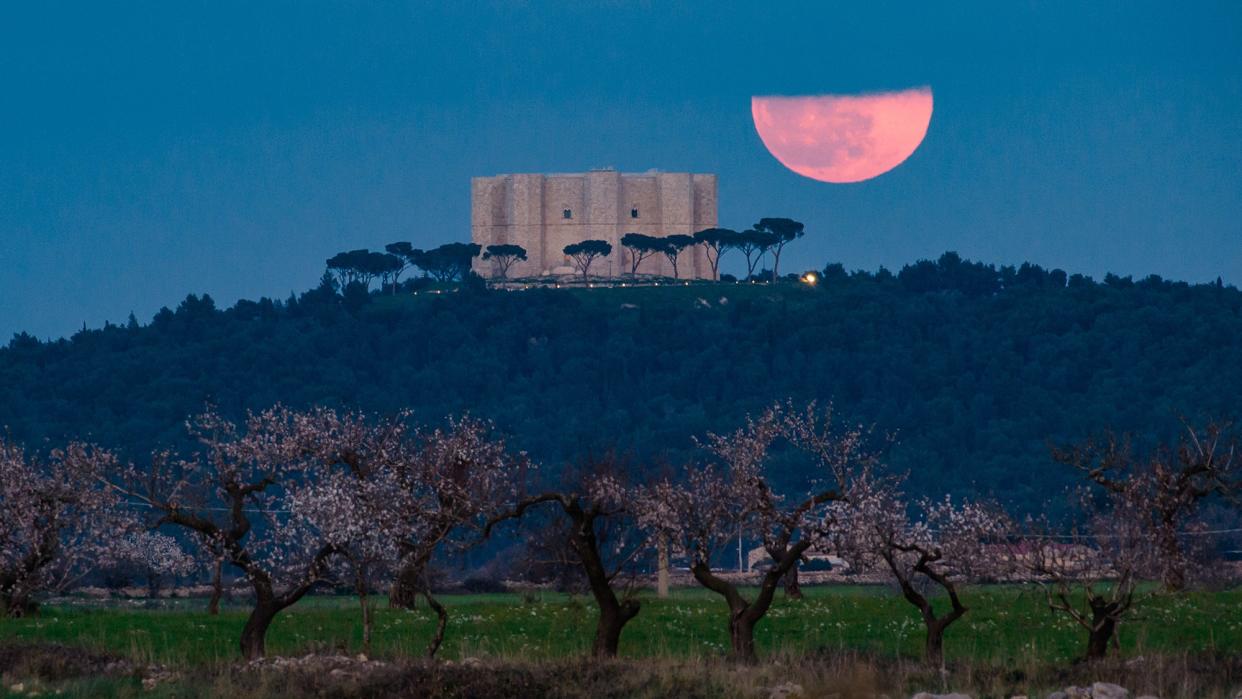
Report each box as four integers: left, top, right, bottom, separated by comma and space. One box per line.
2, 251, 1240, 509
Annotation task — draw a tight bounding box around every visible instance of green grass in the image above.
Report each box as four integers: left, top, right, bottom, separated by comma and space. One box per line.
4, 585, 1240, 667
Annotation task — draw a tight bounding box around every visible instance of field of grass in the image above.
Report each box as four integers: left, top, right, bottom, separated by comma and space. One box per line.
4, 584, 1240, 667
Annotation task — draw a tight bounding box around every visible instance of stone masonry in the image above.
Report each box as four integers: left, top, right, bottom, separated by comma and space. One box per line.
471, 169, 718, 279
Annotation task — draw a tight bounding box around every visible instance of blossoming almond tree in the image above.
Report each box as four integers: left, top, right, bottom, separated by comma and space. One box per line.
487, 459, 648, 657
1053, 420, 1238, 591
288, 467, 405, 653
116, 407, 346, 659
108, 530, 199, 598
0, 439, 131, 616
1022, 486, 1159, 661
636, 401, 881, 662
247, 408, 520, 658
275, 408, 412, 653
387, 416, 526, 657
828, 482, 1013, 667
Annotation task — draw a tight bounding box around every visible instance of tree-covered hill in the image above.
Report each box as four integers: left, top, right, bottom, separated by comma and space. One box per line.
2, 252, 1239, 509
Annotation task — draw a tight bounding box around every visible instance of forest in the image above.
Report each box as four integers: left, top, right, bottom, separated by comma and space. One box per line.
2, 251, 1240, 510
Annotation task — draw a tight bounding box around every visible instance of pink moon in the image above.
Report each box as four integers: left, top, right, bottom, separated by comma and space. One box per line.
751, 87, 933, 184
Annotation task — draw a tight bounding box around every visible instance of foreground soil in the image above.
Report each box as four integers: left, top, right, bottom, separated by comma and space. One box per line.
3, 643, 1242, 698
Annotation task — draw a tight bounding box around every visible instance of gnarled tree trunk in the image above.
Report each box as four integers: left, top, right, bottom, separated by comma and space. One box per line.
207, 559, 224, 616
764, 544, 804, 600
235, 550, 331, 660
1, 588, 37, 618
240, 597, 282, 660
1085, 601, 1119, 660
567, 500, 642, 657
388, 560, 422, 609
884, 553, 969, 668
593, 597, 640, 656
423, 589, 448, 658
729, 609, 759, 662
694, 540, 811, 663
356, 570, 374, 654
2, 538, 57, 618
924, 617, 952, 667
782, 566, 803, 599
488, 491, 646, 658
389, 525, 452, 610
1156, 516, 1186, 591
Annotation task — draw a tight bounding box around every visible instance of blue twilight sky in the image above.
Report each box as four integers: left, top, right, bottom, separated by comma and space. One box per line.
2, 2, 1240, 340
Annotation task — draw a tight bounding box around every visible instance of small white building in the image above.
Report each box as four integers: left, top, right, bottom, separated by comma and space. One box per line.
746, 545, 850, 573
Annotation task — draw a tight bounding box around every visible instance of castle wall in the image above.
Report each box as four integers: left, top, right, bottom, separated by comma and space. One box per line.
471, 170, 718, 280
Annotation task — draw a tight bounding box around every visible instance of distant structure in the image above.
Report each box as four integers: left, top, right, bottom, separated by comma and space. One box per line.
471, 169, 718, 279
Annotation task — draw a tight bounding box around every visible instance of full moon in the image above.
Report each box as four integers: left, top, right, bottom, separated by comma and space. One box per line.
751, 87, 933, 184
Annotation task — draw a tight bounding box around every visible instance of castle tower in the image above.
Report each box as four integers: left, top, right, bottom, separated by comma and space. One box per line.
471, 169, 718, 279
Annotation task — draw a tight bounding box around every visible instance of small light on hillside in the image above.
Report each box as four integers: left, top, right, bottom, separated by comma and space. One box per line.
801, 272, 818, 285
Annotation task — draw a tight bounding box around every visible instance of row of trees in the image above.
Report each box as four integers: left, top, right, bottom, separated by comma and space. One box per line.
693, 218, 805, 280
327, 242, 524, 288
324, 217, 807, 286
326, 242, 484, 292
330, 234, 1228, 294
562, 217, 806, 281
2, 403, 1236, 666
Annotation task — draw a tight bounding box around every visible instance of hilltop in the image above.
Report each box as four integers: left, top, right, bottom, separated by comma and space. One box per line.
2, 253, 1240, 508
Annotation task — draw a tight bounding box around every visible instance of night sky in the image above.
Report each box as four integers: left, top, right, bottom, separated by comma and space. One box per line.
2, 2, 1240, 339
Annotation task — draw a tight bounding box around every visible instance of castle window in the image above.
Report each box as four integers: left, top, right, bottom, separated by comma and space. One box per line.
631, 207, 639, 219
563, 208, 572, 219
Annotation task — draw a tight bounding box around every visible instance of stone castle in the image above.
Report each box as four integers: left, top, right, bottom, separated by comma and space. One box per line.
470, 169, 718, 279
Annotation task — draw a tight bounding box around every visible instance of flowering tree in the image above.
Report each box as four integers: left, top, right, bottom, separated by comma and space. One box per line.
208, 408, 521, 659
288, 468, 403, 653
117, 407, 348, 659
1023, 486, 1158, 661
1053, 420, 1238, 590
387, 416, 526, 657
107, 530, 198, 598
281, 409, 411, 654
1, 439, 130, 616
487, 459, 648, 657
829, 483, 1012, 666
636, 402, 880, 662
